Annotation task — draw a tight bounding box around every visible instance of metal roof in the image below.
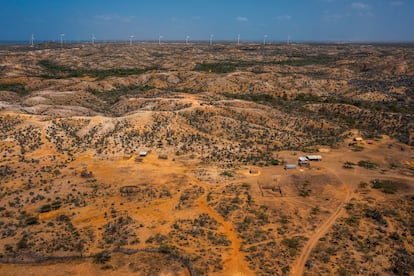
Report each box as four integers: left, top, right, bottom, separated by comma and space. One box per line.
306, 155, 322, 160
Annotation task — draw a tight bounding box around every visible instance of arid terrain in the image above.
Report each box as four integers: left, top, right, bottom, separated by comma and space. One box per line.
0, 42, 413, 275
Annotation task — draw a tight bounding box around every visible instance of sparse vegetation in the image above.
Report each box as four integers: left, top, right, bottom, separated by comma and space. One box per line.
39, 59, 161, 79
0, 83, 29, 95
0, 42, 412, 276
358, 160, 378, 169
194, 62, 236, 73
371, 179, 398, 194
343, 161, 355, 169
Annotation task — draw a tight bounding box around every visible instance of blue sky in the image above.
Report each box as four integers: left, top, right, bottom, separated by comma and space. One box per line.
1, 0, 413, 42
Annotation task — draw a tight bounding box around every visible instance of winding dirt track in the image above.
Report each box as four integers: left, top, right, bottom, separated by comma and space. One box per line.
197, 198, 254, 276
290, 185, 351, 276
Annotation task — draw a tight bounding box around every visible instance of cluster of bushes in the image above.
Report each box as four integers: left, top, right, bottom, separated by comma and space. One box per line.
371, 179, 398, 194
223, 92, 275, 103
38, 59, 161, 79
39, 200, 61, 213
88, 84, 154, 105
194, 62, 237, 73
194, 56, 333, 74
0, 83, 28, 95
358, 160, 378, 169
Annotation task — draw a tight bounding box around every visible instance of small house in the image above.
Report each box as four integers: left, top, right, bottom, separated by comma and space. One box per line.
306, 155, 322, 161
139, 151, 148, 157
298, 157, 310, 166
354, 137, 363, 143
284, 164, 297, 170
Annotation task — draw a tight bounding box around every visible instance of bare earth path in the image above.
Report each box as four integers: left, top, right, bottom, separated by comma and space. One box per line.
197, 198, 254, 276
290, 184, 351, 276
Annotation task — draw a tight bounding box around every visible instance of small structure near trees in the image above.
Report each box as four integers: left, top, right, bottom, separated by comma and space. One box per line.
306, 155, 322, 161
298, 157, 310, 167
354, 137, 363, 143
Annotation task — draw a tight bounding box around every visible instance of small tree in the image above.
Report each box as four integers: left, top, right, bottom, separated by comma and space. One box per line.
343, 161, 355, 169
94, 251, 111, 264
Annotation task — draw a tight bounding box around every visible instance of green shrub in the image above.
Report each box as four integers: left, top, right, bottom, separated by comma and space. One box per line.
345, 215, 360, 226
343, 161, 355, 169
358, 160, 378, 169
220, 171, 234, 177
271, 159, 281, 165
282, 238, 299, 249
39, 204, 51, 213
338, 267, 351, 276
242, 183, 251, 189
25, 216, 38, 225
39, 200, 61, 213
358, 182, 368, 188
94, 251, 111, 264
371, 179, 397, 194
0, 83, 29, 96
158, 244, 176, 254
194, 62, 236, 73
17, 235, 28, 249
39, 59, 160, 79
351, 146, 364, 152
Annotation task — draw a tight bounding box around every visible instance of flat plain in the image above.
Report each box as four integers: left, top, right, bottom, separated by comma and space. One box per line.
0, 42, 413, 275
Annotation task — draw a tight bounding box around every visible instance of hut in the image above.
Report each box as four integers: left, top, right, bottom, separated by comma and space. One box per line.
306, 155, 322, 161
284, 164, 297, 170
354, 137, 363, 143
298, 157, 310, 166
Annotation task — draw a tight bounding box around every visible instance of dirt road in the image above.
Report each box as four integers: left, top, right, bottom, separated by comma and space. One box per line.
290, 184, 351, 276
197, 198, 254, 276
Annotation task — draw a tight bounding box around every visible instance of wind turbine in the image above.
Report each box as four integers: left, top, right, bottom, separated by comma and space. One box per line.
129, 35, 134, 46
92, 34, 96, 45
237, 34, 240, 46
185, 35, 190, 45
30, 34, 34, 47
263, 34, 268, 45
60, 33, 65, 46
210, 34, 214, 46
158, 35, 163, 45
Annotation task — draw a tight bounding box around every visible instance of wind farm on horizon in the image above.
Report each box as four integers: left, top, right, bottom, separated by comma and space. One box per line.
3, 33, 410, 47
15, 33, 296, 47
